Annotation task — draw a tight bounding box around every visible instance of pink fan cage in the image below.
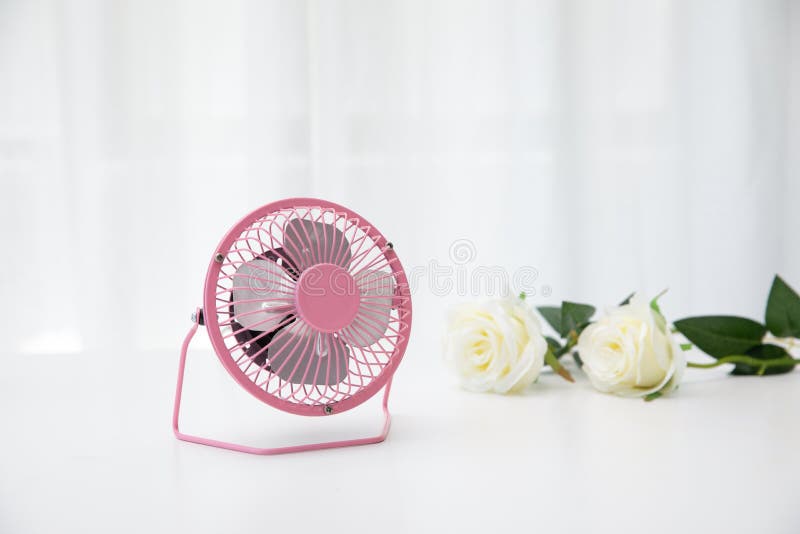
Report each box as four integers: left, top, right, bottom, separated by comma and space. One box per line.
173, 198, 413, 454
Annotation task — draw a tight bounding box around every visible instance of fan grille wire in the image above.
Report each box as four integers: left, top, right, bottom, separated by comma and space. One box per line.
209, 205, 411, 409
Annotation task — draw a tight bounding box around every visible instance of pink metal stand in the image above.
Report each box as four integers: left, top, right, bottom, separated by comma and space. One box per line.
172, 318, 393, 455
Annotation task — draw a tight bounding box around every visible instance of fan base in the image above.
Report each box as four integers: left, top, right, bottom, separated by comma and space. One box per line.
172, 311, 393, 455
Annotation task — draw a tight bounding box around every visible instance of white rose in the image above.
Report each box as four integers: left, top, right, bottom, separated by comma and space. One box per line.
443, 297, 547, 394
577, 295, 685, 398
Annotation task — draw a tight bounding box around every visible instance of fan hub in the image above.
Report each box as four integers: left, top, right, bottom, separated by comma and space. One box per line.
295, 263, 360, 333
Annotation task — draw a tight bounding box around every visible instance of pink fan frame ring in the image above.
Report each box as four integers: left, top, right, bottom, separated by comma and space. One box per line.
172, 198, 412, 455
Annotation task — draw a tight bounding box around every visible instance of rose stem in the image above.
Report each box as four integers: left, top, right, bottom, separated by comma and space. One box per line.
687, 355, 800, 373
545, 348, 575, 383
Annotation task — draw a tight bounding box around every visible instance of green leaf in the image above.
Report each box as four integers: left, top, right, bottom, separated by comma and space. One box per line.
572, 351, 583, 368
644, 391, 662, 402
765, 275, 800, 338
730, 344, 796, 376
673, 316, 766, 358
649, 288, 669, 314
619, 292, 634, 306
561, 301, 595, 337
648, 289, 669, 333
544, 336, 572, 358
538, 306, 562, 336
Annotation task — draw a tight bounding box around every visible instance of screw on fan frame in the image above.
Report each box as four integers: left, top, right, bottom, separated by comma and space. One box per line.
172, 198, 412, 455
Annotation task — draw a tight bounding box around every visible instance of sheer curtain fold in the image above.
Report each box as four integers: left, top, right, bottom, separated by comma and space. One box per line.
0, 0, 796, 353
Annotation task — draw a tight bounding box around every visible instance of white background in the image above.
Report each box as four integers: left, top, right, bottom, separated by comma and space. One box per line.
1, 1, 799, 533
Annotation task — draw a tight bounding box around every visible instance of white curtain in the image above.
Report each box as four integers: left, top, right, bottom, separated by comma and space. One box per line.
1, 0, 798, 354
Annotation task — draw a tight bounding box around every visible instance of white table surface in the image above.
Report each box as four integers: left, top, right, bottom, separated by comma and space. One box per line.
2, 317, 800, 534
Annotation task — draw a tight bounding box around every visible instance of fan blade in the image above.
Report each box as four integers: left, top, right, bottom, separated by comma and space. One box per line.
283, 218, 352, 270
345, 269, 395, 347
232, 259, 293, 331
231, 317, 292, 367
261, 247, 300, 279
268, 324, 349, 385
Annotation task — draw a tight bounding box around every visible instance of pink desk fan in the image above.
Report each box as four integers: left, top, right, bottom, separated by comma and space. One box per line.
173, 198, 412, 454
